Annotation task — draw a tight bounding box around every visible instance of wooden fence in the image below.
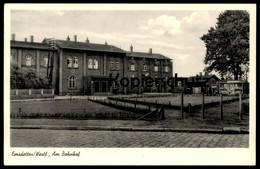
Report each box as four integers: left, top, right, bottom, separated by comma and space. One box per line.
108, 92, 249, 120
88, 97, 165, 121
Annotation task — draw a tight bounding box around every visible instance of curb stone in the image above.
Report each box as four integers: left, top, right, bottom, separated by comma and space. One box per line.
10, 125, 249, 134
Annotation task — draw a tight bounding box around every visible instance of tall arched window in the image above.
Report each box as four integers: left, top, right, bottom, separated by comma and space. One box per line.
67, 57, 72, 67
10, 54, 13, 63
110, 59, 114, 70
115, 59, 120, 70
93, 59, 98, 69
73, 57, 78, 68
88, 58, 93, 69
165, 66, 169, 72
142, 64, 147, 71
44, 57, 48, 67
154, 63, 159, 72
130, 63, 135, 71
69, 75, 76, 89
25, 55, 32, 66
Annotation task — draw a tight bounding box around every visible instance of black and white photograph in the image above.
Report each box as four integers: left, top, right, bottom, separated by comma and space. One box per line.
4, 4, 256, 165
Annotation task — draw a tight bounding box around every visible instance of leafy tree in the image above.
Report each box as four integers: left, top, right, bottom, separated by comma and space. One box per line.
10, 64, 51, 89
10, 64, 25, 89
201, 10, 249, 80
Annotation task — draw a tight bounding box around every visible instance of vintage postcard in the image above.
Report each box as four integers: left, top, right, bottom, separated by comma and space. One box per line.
4, 3, 256, 165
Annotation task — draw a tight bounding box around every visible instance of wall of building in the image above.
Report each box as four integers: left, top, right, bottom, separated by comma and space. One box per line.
61, 49, 84, 95
11, 44, 173, 95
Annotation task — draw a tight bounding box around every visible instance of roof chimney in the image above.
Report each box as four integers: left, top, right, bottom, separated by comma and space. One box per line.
66, 36, 70, 41
196, 74, 199, 82
130, 44, 133, 52
11, 33, 15, 41
199, 72, 202, 76
74, 35, 77, 42
86, 37, 89, 43
25, 38, 27, 42
105, 41, 107, 45
30, 35, 34, 43
149, 48, 152, 54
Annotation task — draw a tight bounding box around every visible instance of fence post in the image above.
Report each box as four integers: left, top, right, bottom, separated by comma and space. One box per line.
41, 88, 44, 95
29, 89, 31, 95
52, 88, 54, 95
156, 105, 159, 121
16, 89, 18, 96
181, 91, 184, 119
202, 93, 205, 119
220, 93, 223, 120
239, 92, 243, 120
18, 108, 21, 118
187, 103, 192, 113
161, 106, 165, 120
169, 101, 171, 106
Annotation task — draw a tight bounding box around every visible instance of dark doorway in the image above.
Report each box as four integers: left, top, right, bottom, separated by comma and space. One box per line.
101, 82, 107, 92
94, 81, 100, 92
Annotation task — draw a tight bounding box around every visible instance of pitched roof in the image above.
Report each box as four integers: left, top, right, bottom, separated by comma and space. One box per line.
11, 41, 49, 50
127, 52, 171, 60
188, 74, 220, 82
54, 39, 126, 53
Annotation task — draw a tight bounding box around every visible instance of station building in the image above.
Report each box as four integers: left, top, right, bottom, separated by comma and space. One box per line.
10, 34, 173, 95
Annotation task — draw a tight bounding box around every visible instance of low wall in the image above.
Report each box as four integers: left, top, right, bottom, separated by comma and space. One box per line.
10, 89, 54, 100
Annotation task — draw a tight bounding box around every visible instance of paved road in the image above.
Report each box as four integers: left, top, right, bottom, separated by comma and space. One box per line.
11, 129, 249, 148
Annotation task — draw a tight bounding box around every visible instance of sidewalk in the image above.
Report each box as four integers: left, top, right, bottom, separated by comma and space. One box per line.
10, 119, 249, 134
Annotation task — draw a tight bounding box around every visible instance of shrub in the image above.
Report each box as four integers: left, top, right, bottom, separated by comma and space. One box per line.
10, 64, 51, 89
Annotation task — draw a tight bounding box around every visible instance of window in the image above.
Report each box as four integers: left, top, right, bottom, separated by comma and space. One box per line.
69, 75, 76, 89
73, 57, 78, 68
67, 57, 72, 67
88, 58, 93, 69
44, 57, 48, 67
110, 60, 114, 70
115, 59, 120, 70
10, 54, 13, 63
67, 57, 78, 68
165, 66, 169, 72
93, 59, 98, 69
154, 64, 158, 72
25, 55, 32, 66
130, 63, 135, 71
178, 81, 182, 87
142, 64, 147, 71
88, 58, 98, 69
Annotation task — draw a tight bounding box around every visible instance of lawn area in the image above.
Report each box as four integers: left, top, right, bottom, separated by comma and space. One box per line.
10, 97, 249, 130
155, 99, 249, 130
10, 99, 133, 118
130, 95, 240, 106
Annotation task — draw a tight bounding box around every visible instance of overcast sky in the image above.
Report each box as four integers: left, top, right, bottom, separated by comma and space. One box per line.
11, 9, 223, 77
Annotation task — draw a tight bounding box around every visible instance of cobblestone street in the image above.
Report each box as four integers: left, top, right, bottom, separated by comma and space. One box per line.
11, 129, 249, 148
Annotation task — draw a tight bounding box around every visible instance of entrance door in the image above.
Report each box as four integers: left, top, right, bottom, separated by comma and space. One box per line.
94, 81, 100, 92
101, 81, 107, 92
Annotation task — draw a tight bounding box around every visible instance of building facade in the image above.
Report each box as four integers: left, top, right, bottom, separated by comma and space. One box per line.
187, 73, 220, 95
10, 35, 173, 95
